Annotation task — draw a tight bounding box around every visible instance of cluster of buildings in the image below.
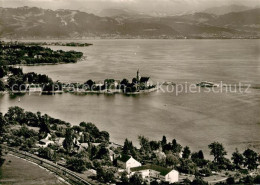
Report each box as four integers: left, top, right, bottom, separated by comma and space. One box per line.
94, 69, 152, 91
36, 132, 89, 153
36, 133, 179, 184
117, 155, 179, 184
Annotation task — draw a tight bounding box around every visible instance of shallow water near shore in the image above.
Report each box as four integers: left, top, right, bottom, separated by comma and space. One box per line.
0, 39, 260, 156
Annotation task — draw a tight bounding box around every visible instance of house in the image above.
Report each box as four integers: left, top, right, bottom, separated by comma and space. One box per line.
140, 77, 150, 87
56, 137, 65, 146
117, 155, 141, 170
112, 80, 120, 89
80, 143, 89, 150
130, 165, 179, 184
94, 81, 104, 90
34, 54, 43, 59
37, 139, 54, 148
28, 86, 42, 93
37, 133, 54, 148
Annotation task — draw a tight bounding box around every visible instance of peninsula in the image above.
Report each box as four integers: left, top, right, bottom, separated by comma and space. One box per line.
0, 41, 84, 65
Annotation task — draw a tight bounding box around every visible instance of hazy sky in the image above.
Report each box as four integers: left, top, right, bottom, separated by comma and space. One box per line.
0, 0, 259, 14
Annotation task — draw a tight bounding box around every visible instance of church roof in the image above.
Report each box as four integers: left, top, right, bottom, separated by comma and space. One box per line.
140, 77, 150, 83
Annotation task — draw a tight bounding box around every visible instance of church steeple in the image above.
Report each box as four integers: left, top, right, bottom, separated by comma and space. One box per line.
137, 69, 140, 82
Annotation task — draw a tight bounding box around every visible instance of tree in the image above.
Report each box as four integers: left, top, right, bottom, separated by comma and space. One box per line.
4, 106, 25, 124
198, 150, 204, 159
25, 111, 39, 127
0, 113, 6, 166
123, 139, 134, 155
226, 177, 235, 184
95, 145, 109, 160
0, 145, 5, 166
231, 149, 244, 169
129, 173, 143, 185
149, 140, 160, 151
166, 153, 180, 167
182, 146, 191, 159
161, 136, 167, 146
191, 151, 208, 167
83, 122, 100, 139
0, 113, 6, 133
254, 175, 260, 184
240, 175, 254, 184
0, 67, 6, 78
199, 167, 211, 177
138, 135, 151, 153
39, 114, 51, 136
0, 81, 5, 91
179, 159, 198, 174
96, 167, 115, 183
120, 79, 129, 86
172, 139, 182, 154
100, 131, 110, 142
191, 176, 208, 185
208, 142, 227, 164
67, 157, 86, 173
38, 147, 53, 160
63, 128, 74, 153
85, 79, 95, 90
243, 148, 258, 170
120, 171, 129, 184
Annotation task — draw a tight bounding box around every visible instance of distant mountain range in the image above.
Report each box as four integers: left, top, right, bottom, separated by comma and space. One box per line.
0, 6, 259, 39
203, 5, 251, 15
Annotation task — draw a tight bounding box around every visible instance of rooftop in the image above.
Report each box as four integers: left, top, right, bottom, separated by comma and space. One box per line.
140, 77, 150, 83
117, 155, 131, 162
131, 164, 173, 176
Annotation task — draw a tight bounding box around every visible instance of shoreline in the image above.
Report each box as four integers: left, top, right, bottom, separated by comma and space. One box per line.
10, 56, 87, 67
4, 87, 158, 95
2, 38, 260, 40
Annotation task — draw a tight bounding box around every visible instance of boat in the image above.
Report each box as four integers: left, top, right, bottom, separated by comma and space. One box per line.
196, 81, 219, 87
162, 81, 176, 85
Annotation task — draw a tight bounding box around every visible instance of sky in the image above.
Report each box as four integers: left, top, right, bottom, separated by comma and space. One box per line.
0, 0, 259, 15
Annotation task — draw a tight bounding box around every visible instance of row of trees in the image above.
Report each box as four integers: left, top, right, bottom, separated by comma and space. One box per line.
121, 135, 259, 176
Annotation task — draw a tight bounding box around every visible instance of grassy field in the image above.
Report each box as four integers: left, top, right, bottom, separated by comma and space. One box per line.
0, 154, 67, 185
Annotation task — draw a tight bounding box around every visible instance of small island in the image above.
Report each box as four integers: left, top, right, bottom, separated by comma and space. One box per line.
0, 67, 156, 95
65, 70, 157, 95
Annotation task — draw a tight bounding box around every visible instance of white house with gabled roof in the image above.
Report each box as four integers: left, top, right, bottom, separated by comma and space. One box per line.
117, 155, 141, 170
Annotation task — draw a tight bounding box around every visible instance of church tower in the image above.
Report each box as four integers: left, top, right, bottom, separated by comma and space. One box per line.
137, 69, 140, 82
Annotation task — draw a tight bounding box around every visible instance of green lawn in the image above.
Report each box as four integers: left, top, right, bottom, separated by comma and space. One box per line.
0, 154, 67, 185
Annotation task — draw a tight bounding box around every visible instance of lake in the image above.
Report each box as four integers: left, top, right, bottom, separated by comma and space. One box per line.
1, 39, 260, 156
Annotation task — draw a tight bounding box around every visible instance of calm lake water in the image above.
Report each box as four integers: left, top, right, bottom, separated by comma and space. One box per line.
1, 39, 260, 156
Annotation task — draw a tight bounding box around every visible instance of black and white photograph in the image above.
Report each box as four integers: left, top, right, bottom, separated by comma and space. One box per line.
0, 0, 259, 184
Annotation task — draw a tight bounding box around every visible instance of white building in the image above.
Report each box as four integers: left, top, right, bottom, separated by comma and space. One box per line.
36, 133, 54, 148
117, 155, 142, 170
130, 165, 179, 184
37, 139, 54, 148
